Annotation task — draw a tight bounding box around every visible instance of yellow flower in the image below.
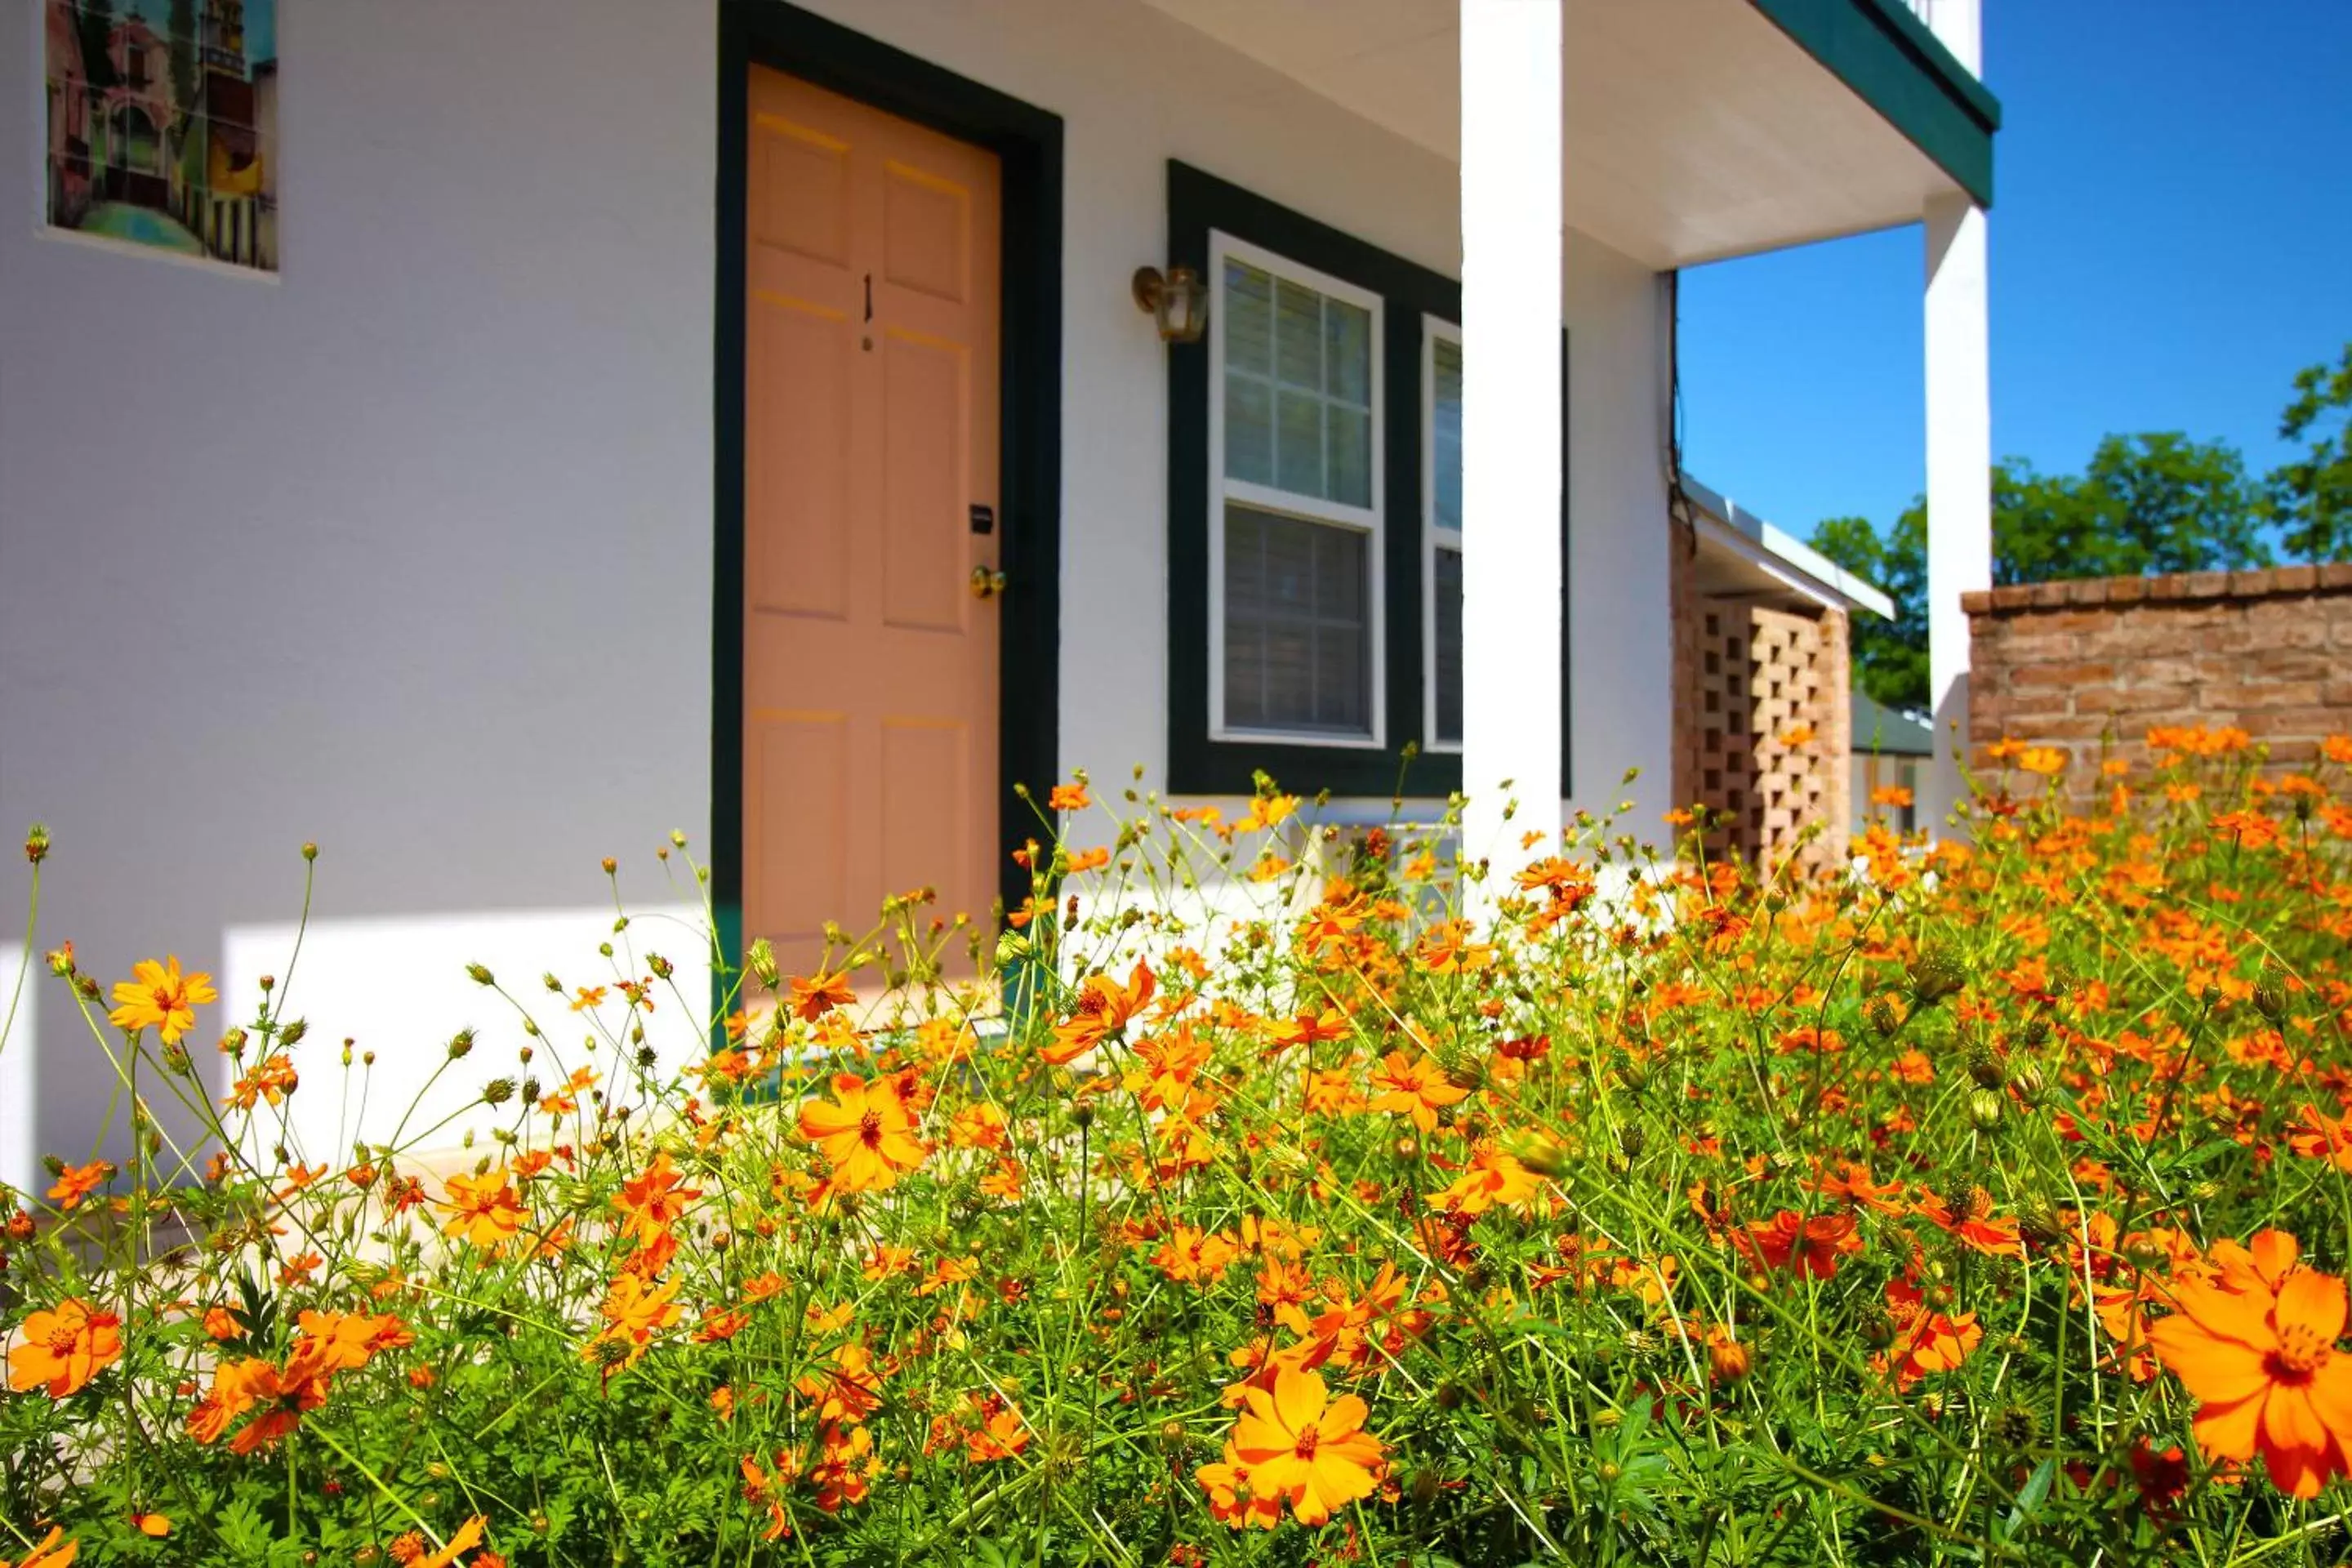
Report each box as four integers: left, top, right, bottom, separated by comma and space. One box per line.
437, 1170, 528, 1250
797, 1074, 927, 1193
107, 956, 216, 1045
1220, 1367, 1387, 1526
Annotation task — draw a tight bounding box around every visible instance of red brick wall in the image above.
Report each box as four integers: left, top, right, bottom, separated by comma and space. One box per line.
1963, 564, 2352, 786
1668, 521, 1853, 868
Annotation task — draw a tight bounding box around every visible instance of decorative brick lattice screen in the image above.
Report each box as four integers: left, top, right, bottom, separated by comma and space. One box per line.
1964, 564, 2352, 798
1672, 557, 1851, 873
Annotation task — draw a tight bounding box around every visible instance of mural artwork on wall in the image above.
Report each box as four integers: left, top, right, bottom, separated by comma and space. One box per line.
42, 0, 278, 272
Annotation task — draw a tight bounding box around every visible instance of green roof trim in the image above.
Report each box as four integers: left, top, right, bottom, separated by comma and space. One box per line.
1748, 0, 2000, 208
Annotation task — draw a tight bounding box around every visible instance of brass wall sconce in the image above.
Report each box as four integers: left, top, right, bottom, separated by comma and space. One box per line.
1132, 264, 1208, 344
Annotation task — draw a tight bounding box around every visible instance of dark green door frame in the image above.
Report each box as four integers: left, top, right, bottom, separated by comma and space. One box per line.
712, 1, 1065, 1009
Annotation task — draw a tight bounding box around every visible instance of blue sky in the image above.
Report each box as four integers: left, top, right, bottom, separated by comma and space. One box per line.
1677, 1, 2352, 541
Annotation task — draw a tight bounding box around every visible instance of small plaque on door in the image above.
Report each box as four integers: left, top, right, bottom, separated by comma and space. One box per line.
969, 505, 995, 536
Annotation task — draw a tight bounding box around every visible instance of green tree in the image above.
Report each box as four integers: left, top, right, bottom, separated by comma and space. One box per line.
1990, 460, 2116, 586
1993, 437, 2269, 585
1813, 434, 2275, 712
2266, 343, 2352, 562
1811, 507, 1928, 713
2085, 433, 2269, 573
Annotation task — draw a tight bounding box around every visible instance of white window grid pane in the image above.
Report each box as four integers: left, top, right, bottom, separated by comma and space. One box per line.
1219, 250, 1375, 512
1209, 231, 1386, 749
1223, 504, 1372, 737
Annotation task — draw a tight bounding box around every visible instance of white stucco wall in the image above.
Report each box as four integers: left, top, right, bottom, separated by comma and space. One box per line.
0, 0, 1670, 1172
0, 0, 719, 1171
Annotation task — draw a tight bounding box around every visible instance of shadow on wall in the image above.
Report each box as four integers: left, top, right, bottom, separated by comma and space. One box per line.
0, 844, 714, 1197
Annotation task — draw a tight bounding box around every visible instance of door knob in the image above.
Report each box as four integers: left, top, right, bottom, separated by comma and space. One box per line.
969, 565, 1008, 599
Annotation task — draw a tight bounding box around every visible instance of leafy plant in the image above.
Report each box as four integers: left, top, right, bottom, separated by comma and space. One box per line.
4, 737, 2352, 1566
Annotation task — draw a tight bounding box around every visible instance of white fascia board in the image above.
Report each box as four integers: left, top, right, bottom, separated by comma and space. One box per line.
1682, 475, 1898, 621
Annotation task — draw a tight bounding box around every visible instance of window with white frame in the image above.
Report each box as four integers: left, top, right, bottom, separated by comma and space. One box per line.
1209, 234, 1384, 745
1423, 322, 1463, 750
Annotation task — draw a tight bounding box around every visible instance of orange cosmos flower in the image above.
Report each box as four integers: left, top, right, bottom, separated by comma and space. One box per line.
612, 1149, 703, 1242
414, 1517, 487, 1568
7, 1297, 122, 1397
2286, 1103, 2352, 1174
795, 1343, 884, 1425
1878, 1276, 1981, 1392
2145, 1230, 2352, 1498
1806, 1161, 1909, 1217
292, 1309, 412, 1374
1047, 782, 1091, 811
798, 1073, 927, 1193
963, 1401, 1032, 1462
787, 970, 858, 1022
1706, 1325, 1753, 1383
1735, 1210, 1863, 1281
45, 1160, 114, 1211
186, 1354, 332, 1454
1365, 1051, 1469, 1134
2016, 746, 2068, 777
438, 1170, 528, 1250
5, 1528, 77, 1568
106, 956, 216, 1045
1428, 1146, 1542, 1216
586, 1274, 684, 1370
1218, 1366, 1387, 1526
1044, 961, 1156, 1064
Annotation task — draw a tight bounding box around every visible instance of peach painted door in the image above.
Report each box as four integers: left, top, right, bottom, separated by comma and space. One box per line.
742, 69, 1001, 982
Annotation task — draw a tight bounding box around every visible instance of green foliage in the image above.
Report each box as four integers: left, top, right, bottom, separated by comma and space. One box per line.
7, 746, 2352, 1566
1810, 510, 1927, 715
2267, 344, 2352, 563
1808, 341, 2351, 712
1997, 434, 2271, 586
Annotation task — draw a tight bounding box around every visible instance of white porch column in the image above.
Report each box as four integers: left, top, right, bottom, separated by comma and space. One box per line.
1922, 0, 1983, 75
1920, 0, 1989, 831
1922, 195, 1990, 831
1460, 0, 1563, 884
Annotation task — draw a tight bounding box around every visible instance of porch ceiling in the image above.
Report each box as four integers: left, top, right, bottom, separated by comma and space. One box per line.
1138, 0, 1989, 270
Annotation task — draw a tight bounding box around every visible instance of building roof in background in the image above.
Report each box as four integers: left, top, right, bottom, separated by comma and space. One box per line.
1682, 475, 1895, 621
1851, 688, 1934, 756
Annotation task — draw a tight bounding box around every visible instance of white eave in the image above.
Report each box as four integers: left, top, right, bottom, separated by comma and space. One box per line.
1682, 474, 1896, 621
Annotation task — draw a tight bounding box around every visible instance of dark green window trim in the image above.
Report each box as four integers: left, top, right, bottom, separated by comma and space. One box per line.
1166, 161, 1571, 802
713, 1, 1064, 1024
1748, 0, 2000, 208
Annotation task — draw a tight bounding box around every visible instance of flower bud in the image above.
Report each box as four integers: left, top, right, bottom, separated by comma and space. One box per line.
747, 938, 780, 991
466, 963, 495, 987
24, 823, 50, 864
448, 1029, 474, 1061
1908, 947, 1965, 1006
1967, 1089, 2003, 1131
2252, 974, 2287, 1025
